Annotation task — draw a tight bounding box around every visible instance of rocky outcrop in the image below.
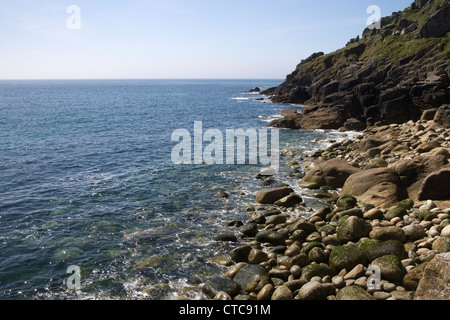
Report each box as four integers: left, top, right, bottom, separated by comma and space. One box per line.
265, 0, 450, 131
414, 253, 450, 300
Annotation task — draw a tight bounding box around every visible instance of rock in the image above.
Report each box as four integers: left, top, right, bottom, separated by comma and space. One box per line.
232, 264, 272, 293
214, 291, 232, 300
289, 220, 317, 234
337, 216, 372, 243
297, 281, 327, 300
300, 263, 337, 281
394, 156, 448, 202
202, 277, 240, 299
416, 141, 441, 153
391, 290, 415, 300
249, 87, 261, 93
239, 223, 258, 237
403, 262, 429, 291
256, 167, 277, 177
364, 208, 384, 220
336, 195, 358, 210
341, 168, 407, 208
385, 206, 407, 220
418, 167, 450, 201
369, 226, 406, 242
336, 286, 376, 300
274, 194, 303, 208
214, 233, 237, 242
344, 264, 366, 280
366, 240, 406, 262
419, 199, 437, 212
248, 249, 269, 264
432, 237, 450, 253
257, 283, 274, 300
371, 255, 407, 283
229, 245, 252, 263
271, 285, 293, 300
329, 245, 367, 271
302, 159, 361, 189
255, 187, 293, 204
415, 253, 450, 300
434, 104, 450, 128
265, 214, 287, 225
442, 225, 450, 238
255, 229, 289, 246
403, 223, 427, 241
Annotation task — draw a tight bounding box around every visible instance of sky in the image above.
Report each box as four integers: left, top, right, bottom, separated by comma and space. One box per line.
0, 0, 414, 79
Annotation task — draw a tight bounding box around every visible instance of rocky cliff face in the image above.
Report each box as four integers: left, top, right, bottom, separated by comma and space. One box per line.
265, 0, 450, 130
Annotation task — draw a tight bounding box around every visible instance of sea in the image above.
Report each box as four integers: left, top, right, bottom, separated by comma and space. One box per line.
0, 79, 356, 300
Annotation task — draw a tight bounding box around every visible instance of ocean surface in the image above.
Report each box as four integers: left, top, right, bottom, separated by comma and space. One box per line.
0, 79, 354, 300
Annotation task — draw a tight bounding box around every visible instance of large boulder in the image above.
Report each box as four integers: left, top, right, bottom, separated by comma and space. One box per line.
303, 159, 361, 189
341, 168, 407, 208
415, 253, 450, 300
255, 187, 293, 204
434, 104, 450, 128
370, 255, 407, 283
394, 155, 449, 201
418, 166, 450, 201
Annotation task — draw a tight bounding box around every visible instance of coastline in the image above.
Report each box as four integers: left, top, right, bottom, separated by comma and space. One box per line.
203, 115, 450, 301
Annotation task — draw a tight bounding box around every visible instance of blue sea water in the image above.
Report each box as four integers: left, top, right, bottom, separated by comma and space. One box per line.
0, 79, 352, 300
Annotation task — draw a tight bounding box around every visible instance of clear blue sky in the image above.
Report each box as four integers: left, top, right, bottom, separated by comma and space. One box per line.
0, 0, 413, 79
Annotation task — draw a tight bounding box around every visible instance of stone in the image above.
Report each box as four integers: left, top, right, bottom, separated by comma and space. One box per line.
265, 214, 287, 225
403, 223, 426, 241
337, 216, 372, 243
371, 255, 407, 283
432, 237, 450, 253
203, 277, 240, 299
336, 195, 358, 210
341, 168, 407, 208
248, 249, 269, 264
416, 141, 441, 153
390, 290, 414, 300
369, 226, 406, 242
214, 291, 232, 300
329, 245, 367, 271
434, 104, 450, 128
257, 283, 274, 300
297, 281, 327, 300
229, 245, 252, 263
364, 208, 384, 220
336, 286, 376, 300
366, 240, 406, 262
239, 223, 258, 237
442, 225, 450, 238
403, 261, 429, 291
213, 233, 237, 242
385, 206, 408, 220
415, 253, 450, 300
344, 264, 365, 280
233, 264, 272, 293
418, 167, 450, 201
271, 285, 293, 300
274, 194, 303, 208
255, 187, 293, 204
300, 263, 337, 281
255, 229, 289, 246
302, 159, 361, 189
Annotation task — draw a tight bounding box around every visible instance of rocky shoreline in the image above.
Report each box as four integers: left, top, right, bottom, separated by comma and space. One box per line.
203, 117, 450, 301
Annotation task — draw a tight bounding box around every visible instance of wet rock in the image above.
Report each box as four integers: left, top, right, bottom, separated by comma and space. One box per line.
203, 277, 240, 299
274, 194, 303, 208
255, 229, 289, 246
229, 245, 252, 263
300, 263, 337, 281
232, 264, 272, 293
255, 187, 293, 204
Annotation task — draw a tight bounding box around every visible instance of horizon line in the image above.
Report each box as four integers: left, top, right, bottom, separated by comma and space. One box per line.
0, 77, 285, 81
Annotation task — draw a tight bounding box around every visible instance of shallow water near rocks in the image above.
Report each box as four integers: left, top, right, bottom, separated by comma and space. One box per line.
0, 79, 356, 299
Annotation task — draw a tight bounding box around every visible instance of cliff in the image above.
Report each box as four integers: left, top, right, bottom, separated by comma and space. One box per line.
265, 0, 450, 130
